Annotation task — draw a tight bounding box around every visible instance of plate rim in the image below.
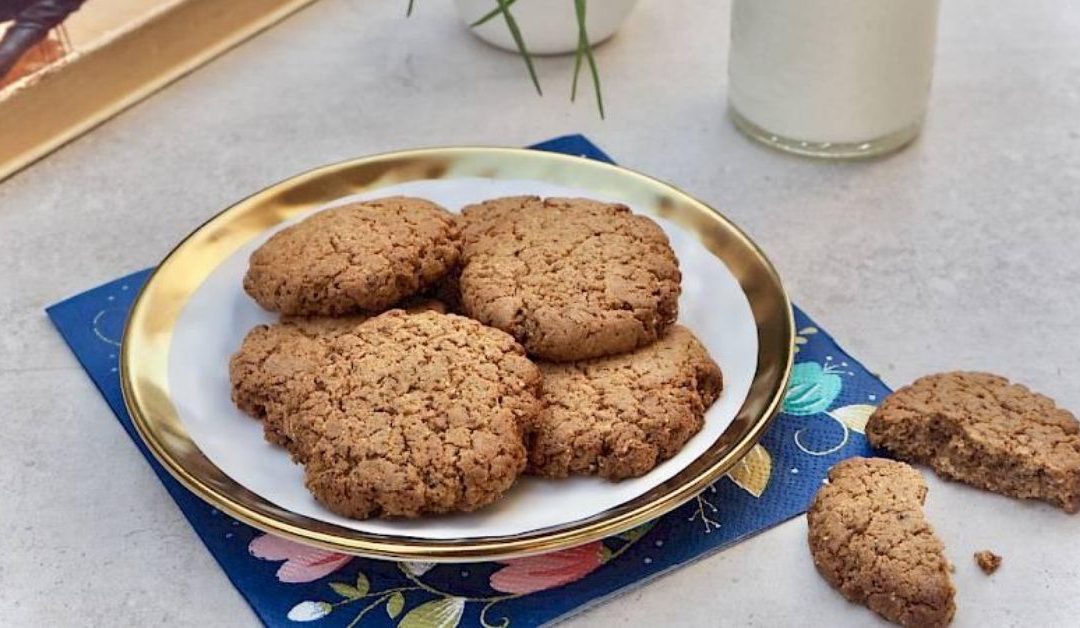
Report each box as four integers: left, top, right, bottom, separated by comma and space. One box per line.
121, 145, 795, 561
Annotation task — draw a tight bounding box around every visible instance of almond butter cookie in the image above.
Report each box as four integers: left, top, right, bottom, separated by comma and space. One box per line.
528, 325, 722, 480
808, 457, 956, 628
244, 310, 541, 519
229, 299, 446, 454
243, 196, 460, 316
866, 371, 1080, 513
457, 196, 681, 362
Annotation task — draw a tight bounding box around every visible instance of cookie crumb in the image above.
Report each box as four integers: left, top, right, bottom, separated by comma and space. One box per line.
974, 550, 1002, 575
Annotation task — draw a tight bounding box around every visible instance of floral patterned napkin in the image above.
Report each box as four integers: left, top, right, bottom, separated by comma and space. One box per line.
46, 135, 886, 627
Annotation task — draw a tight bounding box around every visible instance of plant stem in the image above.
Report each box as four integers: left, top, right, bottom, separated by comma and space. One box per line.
397, 564, 516, 603
574, 0, 604, 118
571, 17, 585, 101
470, 0, 520, 27
406, 0, 415, 17
330, 586, 419, 608
495, 0, 542, 95
345, 595, 392, 628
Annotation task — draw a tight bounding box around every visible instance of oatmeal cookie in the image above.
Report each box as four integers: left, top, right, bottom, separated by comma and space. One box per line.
243, 196, 460, 316
283, 310, 541, 518
808, 457, 956, 628
229, 299, 445, 452
457, 196, 681, 361
866, 372, 1080, 513
528, 325, 722, 480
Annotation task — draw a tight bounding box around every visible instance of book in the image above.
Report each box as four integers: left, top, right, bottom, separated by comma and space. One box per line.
0, 0, 316, 182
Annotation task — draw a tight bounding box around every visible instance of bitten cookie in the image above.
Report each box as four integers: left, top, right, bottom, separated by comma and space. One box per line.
866, 371, 1080, 513
284, 310, 541, 519
229, 299, 446, 454
243, 196, 460, 316
457, 196, 681, 361
528, 325, 722, 480
808, 457, 956, 628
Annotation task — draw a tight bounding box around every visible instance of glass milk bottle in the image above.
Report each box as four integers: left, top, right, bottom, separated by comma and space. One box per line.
728, 0, 941, 159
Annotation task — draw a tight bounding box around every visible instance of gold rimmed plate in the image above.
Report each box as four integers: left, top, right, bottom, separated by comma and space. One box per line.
121, 147, 794, 561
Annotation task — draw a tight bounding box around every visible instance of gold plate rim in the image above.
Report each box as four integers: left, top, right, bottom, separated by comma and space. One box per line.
121, 146, 795, 561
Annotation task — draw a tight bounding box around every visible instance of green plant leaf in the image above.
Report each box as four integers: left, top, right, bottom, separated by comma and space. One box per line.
570, 21, 585, 101
355, 572, 370, 597
386, 592, 406, 619
330, 582, 362, 600
783, 362, 843, 416
828, 404, 877, 434
399, 597, 465, 628
574, 0, 605, 118
469, 0, 520, 27
494, 0, 542, 95
617, 521, 655, 543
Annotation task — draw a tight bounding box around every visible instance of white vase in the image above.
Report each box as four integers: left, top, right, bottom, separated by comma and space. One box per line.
454, 0, 639, 56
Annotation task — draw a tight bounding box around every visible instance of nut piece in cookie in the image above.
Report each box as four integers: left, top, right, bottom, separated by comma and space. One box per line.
243, 196, 460, 316
458, 196, 681, 362
286, 310, 542, 519
229, 298, 446, 455
807, 457, 956, 628
974, 550, 1002, 575
528, 325, 722, 480
866, 371, 1080, 513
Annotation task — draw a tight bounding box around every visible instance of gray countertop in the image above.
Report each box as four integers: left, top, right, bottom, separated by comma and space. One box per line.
2, 0, 1078, 625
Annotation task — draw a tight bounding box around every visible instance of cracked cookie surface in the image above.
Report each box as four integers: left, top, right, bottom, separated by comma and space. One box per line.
808, 457, 956, 628
243, 196, 460, 316
528, 325, 722, 480
458, 196, 681, 362
866, 371, 1080, 513
229, 299, 445, 453
236, 309, 541, 519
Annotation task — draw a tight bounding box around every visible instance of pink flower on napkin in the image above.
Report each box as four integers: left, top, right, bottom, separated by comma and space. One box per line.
249, 534, 352, 583
489, 542, 607, 594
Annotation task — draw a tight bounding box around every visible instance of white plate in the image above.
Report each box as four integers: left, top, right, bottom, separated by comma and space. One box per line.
168, 178, 757, 540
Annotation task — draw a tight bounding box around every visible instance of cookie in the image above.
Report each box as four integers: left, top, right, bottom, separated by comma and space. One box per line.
808, 457, 956, 628
457, 196, 681, 361
282, 310, 541, 518
528, 325, 722, 480
974, 550, 1002, 575
229, 299, 445, 453
243, 196, 460, 316
866, 371, 1080, 513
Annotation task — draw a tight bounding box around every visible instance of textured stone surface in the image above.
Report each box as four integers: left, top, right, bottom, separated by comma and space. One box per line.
2, 0, 1079, 625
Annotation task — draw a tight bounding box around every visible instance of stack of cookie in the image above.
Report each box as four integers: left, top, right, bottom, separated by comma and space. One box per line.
230, 195, 723, 520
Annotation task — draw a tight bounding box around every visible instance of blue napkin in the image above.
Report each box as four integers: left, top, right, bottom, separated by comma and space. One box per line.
47, 135, 886, 628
